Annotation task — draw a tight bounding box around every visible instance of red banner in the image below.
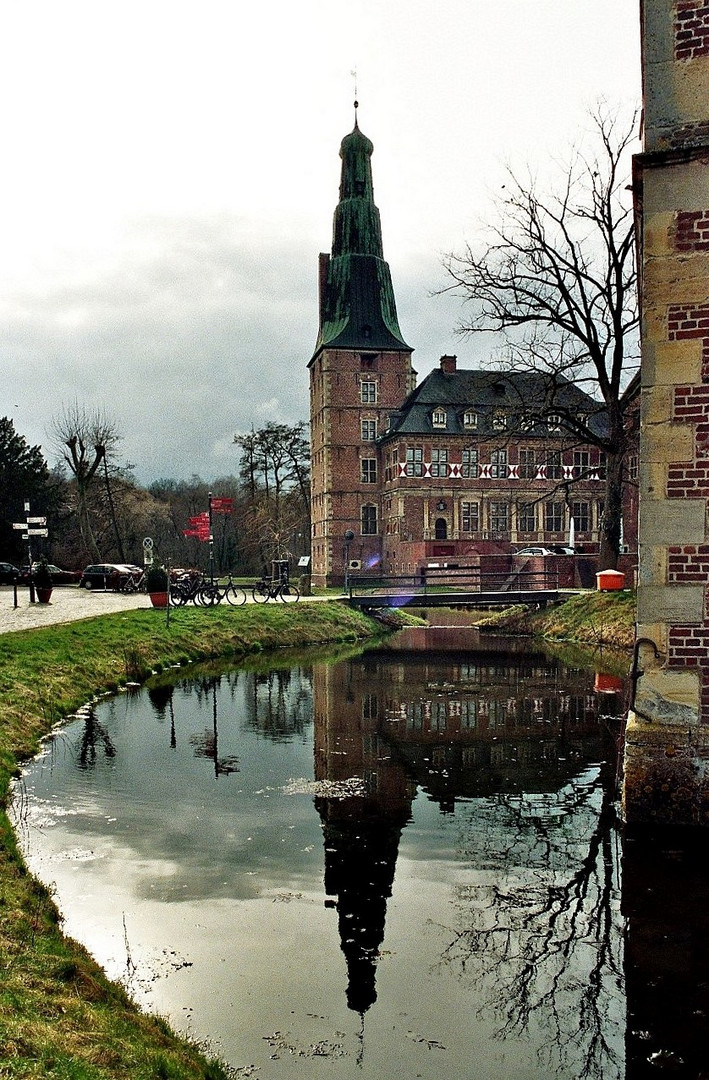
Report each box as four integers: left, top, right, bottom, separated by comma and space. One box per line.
211, 497, 234, 514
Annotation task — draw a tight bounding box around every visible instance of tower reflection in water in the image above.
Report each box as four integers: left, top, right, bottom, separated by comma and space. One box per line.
312, 626, 622, 1015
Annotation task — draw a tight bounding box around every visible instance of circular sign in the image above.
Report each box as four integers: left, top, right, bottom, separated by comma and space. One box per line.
143, 537, 154, 551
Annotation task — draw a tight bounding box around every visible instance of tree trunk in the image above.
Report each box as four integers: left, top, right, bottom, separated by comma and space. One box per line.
598, 449, 624, 571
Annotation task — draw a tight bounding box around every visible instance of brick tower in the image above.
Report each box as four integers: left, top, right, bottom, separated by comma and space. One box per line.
309, 108, 414, 587
624, 0, 709, 825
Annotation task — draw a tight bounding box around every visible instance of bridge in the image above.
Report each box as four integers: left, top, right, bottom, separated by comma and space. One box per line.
346, 565, 574, 610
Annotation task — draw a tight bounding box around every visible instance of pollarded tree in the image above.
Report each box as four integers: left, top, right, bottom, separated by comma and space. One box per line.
443, 105, 640, 569
51, 403, 123, 562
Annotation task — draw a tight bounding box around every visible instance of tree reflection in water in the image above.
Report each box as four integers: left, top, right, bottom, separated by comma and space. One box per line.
436, 763, 623, 1079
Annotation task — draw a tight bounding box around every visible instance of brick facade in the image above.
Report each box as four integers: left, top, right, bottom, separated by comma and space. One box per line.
674, 0, 709, 60
624, 0, 709, 824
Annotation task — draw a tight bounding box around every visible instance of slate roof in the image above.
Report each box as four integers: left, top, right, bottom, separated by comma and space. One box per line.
382, 368, 608, 440
312, 121, 411, 360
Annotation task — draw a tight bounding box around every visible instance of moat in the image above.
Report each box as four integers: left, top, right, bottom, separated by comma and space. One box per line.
11, 626, 709, 1079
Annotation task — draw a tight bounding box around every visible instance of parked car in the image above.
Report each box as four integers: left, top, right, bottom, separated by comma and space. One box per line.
79, 563, 137, 590
17, 564, 82, 585
514, 545, 575, 557
0, 562, 19, 585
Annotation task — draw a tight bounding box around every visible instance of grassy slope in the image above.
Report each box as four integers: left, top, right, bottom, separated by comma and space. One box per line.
477, 589, 636, 650
0, 602, 380, 1080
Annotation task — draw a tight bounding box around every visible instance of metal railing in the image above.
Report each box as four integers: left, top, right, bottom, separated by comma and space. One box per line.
348, 563, 563, 597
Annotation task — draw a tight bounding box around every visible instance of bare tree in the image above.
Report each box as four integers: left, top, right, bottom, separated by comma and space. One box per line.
52, 403, 123, 562
443, 105, 640, 569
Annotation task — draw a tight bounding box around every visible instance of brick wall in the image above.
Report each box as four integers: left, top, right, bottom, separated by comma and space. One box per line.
675, 0, 709, 60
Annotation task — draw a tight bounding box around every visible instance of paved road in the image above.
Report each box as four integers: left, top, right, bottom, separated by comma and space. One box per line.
0, 585, 153, 634
0, 585, 339, 635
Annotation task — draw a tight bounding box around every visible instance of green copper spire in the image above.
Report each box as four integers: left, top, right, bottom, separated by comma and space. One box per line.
312, 112, 411, 357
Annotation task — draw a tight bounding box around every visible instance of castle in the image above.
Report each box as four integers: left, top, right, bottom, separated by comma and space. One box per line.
309, 111, 610, 588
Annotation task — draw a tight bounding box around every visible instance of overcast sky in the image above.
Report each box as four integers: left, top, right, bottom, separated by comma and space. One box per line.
1, 1, 641, 484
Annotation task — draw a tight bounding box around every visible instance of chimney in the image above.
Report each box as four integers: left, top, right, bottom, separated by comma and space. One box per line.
440, 355, 457, 374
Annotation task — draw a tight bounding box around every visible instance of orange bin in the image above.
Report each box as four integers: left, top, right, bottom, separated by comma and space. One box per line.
596, 569, 625, 591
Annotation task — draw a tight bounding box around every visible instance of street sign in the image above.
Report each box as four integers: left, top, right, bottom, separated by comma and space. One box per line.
27, 528, 49, 537
211, 497, 234, 513
27, 516, 47, 525
12, 522, 25, 530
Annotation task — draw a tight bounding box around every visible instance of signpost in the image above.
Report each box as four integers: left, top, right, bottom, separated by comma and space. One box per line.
181, 495, 234, 580
11, 503, 49, 603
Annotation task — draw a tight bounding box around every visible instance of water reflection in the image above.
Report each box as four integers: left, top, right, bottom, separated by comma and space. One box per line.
311, 627, 625, 1076
14, 629, 633, 1078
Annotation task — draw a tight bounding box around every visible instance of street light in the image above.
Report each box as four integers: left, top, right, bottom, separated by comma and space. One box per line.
344, 529, 355, 593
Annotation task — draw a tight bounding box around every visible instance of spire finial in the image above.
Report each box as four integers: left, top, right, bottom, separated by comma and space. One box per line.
351, 68, 359, 125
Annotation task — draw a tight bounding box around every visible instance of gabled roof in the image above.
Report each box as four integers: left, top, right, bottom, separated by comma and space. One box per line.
382, 368, 608, 440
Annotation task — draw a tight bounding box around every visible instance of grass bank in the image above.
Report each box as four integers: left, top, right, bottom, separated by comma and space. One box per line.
476, 589, 636, 651
0, 601, 381, 1080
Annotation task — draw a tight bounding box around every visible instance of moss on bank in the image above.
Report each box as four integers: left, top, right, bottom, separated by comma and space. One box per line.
475, 589, 636, 651
0, 601, 381, 1079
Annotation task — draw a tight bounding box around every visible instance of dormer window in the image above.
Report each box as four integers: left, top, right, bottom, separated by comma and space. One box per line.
548, 413, 563, 432
492, 411, 508, 431
432, 408, 447, 428
463, 411, 478, 430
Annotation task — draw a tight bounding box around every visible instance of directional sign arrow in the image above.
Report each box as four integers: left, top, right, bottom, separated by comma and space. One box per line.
27, 528, 49, 537
27, 516, 47, 525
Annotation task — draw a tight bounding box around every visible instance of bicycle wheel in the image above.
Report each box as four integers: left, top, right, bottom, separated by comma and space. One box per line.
198, 582, 221, 606
170, 585, 188, 607
278, 584, 300, 602
252, 582, 270, 603
225, 584, 247, 606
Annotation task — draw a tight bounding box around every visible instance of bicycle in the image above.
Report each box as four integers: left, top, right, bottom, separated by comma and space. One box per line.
121, 571, 146, 594
251, 577, 300, 603
220, 573, 247, 606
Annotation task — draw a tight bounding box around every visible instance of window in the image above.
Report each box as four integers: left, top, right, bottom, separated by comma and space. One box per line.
518, 502, 536, 533
519, 448, 536, 480
461, 501, 479, 533
628, 454, 638, 481
546, 450, 563, 480
361, 419, 377, 441
360, 381, 377, 404
545, 501, 565, 532
490, 449, 507, 478
361, 459, 377, 484
461, 448, 478, 478
490, 501, 509, 534
405, 447, 423, 476
434, 517, 448, 540
431, 448, 449, 477
432, 408, 447, 428
573, 450, 590, 479
492, 411, 508, 431
548, 413, 563, 432
463, 411, 478, 430
361, 504, 377, 535
572, 501, 590, 532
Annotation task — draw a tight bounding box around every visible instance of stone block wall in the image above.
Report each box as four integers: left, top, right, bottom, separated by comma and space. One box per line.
624, 0, 709, 825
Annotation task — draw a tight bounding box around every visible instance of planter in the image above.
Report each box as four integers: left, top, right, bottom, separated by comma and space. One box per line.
149, 591, 168, 609
36, 586, 53, 604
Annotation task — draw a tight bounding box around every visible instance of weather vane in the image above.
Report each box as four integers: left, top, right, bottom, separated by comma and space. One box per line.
351, 68, 359, 118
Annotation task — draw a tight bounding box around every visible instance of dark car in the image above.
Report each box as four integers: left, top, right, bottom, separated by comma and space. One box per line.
0, 562, 19, 585
79, 564, 136, 591
18, 564, 81, 585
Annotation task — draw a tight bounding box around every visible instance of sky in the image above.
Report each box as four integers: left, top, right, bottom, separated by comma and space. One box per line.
0, 1, 641, 485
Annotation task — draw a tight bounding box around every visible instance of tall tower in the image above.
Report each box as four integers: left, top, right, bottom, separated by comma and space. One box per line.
309, 108, 414, 587
624, 0, 709, 825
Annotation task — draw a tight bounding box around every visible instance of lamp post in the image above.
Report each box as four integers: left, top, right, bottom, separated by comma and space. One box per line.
344, 529, 355, 593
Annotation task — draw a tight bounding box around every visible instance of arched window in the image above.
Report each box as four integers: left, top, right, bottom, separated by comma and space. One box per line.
435, 517, 448, 540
